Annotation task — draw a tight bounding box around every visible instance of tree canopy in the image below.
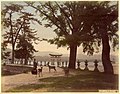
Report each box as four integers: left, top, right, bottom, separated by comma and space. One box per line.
27, 1, 118, 54
1, 1, 118, 74
1, 3, 40, 63
27, 1, 118, 73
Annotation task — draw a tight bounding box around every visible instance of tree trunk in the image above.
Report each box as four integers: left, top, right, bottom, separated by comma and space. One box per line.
102, 32, 114, 74
68, 44, 77, 69
11, 45, 15, 64
24, 54, 28, 65
24, 48, 28, 65
24, 59, 28, 65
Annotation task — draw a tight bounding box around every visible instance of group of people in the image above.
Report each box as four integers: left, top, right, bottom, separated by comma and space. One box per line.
31, 59, 43, 77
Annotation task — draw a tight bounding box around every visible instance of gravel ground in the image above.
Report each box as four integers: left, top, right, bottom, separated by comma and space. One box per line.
1, 64, 118, 92
1, 66, 65, 92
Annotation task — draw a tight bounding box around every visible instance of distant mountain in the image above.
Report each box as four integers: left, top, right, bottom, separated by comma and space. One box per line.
34, 51, 118, 63
34, 51, 61, 56
77, 54, 118, 62
4, 49, 118, 63
34, 51, 69, 61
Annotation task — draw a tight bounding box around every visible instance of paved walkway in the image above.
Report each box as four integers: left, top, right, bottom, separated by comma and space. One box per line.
1, 66, 65, 92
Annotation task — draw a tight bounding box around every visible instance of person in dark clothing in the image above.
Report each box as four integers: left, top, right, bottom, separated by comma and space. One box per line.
33, 59, 37, 69
31, 59, 38, 76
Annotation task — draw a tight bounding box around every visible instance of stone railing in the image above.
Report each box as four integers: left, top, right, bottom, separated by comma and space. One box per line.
3, 59, 102, 72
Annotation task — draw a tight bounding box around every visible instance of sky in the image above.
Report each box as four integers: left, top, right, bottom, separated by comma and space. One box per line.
1, 1, 118, 56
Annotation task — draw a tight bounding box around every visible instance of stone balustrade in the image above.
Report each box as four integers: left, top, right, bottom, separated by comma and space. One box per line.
3, 59, 101, 72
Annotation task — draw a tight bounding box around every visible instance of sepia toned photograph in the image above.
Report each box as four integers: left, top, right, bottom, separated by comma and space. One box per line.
1, 1, 119, 93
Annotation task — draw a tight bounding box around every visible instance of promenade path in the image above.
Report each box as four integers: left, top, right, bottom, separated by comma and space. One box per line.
1, 66, 65, 92
1, 63, 118, 92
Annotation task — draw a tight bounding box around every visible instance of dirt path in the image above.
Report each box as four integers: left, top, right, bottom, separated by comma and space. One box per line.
1, 66, 65, 92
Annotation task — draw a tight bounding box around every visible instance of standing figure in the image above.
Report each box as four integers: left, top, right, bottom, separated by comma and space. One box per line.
31, 59, 38, 76
38, 66, 43, 77
33, 59, 37, 69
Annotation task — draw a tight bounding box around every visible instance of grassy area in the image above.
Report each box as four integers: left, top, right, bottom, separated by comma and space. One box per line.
2, 65, 32, 76
6, 70, 118, 92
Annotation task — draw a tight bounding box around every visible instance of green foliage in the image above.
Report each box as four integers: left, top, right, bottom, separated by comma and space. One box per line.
1, 2, 40, 61
15, 38, 37, 59
27, 1, 118, 55
1, 42, 11, 60
15, 17, 39, 60
43, 37, 68, 48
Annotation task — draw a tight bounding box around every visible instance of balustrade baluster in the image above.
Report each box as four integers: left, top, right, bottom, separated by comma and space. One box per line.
62, 61, 64, 67
94, 59, 99, 72
77, 60, 80, 69
44, 61, 46, 66
65, 61, 68, 67
84, 60, 89, 71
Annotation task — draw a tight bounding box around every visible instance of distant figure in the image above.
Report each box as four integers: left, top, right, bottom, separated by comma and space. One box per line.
63, 67, 69, 77
47, 62, 56, 72
31, 67, 37, 76
33, 59, 37, 69
38, 66, 43, 77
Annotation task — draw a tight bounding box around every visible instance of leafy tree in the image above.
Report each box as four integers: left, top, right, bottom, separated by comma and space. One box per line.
75, 1, 118, 74
27, 1, 118, 74
1, 42, 11, 60
91, 1, 118, 74
1, 3, 40, 64
1, 3, 23, 63
15, 29, 38, 65
27, 1, 97, 69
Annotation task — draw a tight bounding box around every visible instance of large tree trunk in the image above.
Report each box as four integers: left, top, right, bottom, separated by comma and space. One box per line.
102, 32, 114, 74
68, 44, 77, 69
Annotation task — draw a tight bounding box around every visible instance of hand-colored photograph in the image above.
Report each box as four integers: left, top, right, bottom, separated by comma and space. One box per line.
1, 1, 118, 93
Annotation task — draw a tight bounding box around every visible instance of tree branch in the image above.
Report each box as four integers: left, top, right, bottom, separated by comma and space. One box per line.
27, 2, 69, 36
55, 2, 73, 32
13, 22, 24, 45
9, 12, 14, 45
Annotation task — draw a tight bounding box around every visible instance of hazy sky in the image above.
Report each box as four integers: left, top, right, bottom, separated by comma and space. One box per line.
1, 1, 118, 56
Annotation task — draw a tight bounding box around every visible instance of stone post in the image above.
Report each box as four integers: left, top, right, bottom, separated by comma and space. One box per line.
94, 59, 99, 72
62, 61, 64, 67
65, 61, 68, 67
84, 60, 89, 71
77, 60, 80, 69
44, 61, 46, 66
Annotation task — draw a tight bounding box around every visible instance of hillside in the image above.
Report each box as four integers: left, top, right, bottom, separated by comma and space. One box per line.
4, 50, 118, 63
34, 51, 118, 63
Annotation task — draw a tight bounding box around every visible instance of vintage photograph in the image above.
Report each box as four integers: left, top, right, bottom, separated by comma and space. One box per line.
1, 1, 118, 92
